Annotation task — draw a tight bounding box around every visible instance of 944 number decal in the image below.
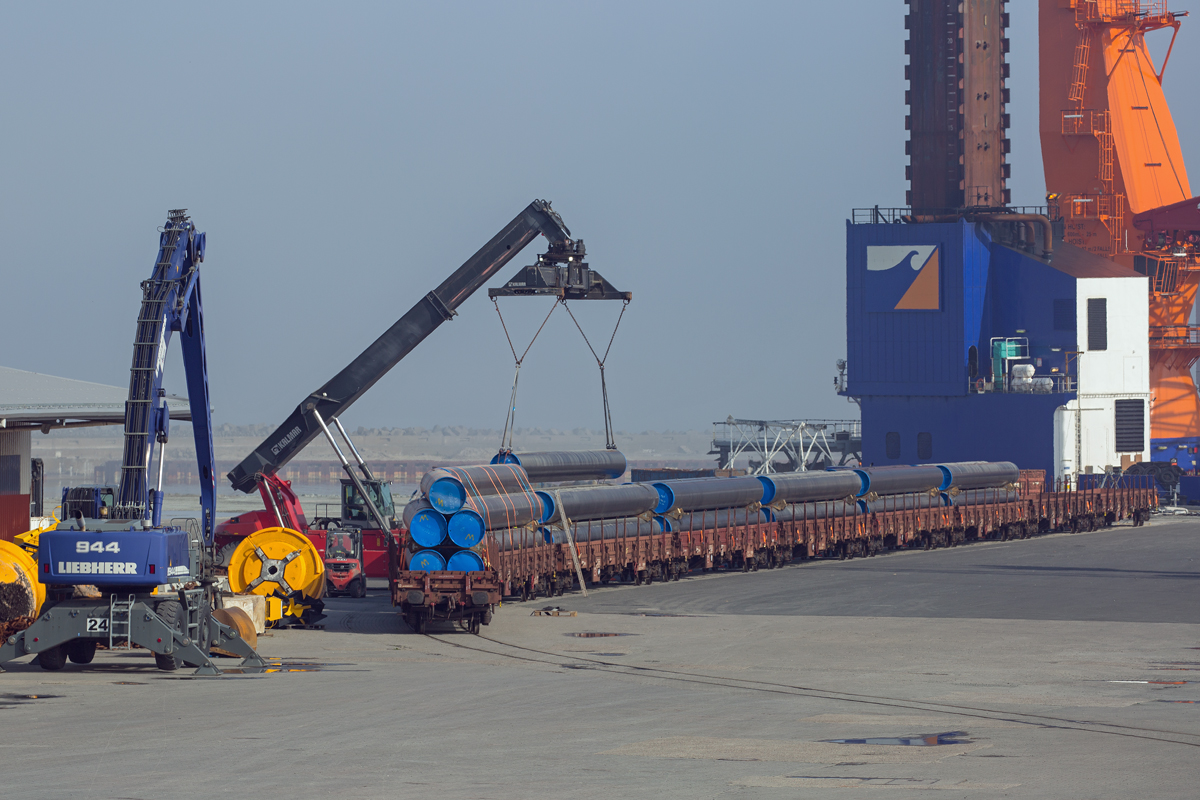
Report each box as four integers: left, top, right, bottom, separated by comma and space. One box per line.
76, 541, 120, 554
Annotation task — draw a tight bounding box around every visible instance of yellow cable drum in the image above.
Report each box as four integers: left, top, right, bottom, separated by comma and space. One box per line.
227, 527, 324, 605
0, 539, 45, 624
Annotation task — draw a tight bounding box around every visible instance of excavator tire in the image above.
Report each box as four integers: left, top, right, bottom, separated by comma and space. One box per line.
153, 600, 185, 671
68, 640, 97, 665
38, 644, 67, 671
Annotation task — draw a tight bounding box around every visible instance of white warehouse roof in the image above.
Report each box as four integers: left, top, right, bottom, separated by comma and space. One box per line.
0, 366, 191, 432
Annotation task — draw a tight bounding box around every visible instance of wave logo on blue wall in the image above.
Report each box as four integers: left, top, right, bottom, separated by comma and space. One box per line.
866, 245, 940, 312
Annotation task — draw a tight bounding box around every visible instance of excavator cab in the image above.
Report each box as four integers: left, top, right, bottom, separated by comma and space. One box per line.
340, 479, 395, 529
60, 485, 117, 521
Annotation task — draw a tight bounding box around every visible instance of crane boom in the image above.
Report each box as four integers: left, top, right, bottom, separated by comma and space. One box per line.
227, 200, 575, 493
113, 210, 216, 544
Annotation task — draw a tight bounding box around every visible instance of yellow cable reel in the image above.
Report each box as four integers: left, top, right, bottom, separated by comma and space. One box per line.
227, 527, 324, 626
0, 539, 45, 623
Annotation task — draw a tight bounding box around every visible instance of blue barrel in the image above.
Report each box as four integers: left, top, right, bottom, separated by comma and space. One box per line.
408, 549, 447, 571
404, 503, 449, 548
446, 549, 486, 572
447, 509, 486, 549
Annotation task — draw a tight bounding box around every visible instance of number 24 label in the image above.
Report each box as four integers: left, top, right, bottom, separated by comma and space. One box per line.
76, 541, 120, 554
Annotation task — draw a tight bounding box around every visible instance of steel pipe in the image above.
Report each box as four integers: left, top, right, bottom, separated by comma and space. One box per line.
420, 464, 533, 514
446, 549, 486, 572
936, 461, 1019, 492
408, 549, 447, 571
942, 487, 1020, 506
663, 507, 769, 532
852, 466, 944, 497
757, 471, 863, 504
650, 476, 765, 515
536, 483, 659, 524
492, 450, 627, 482
860, 493, 948, 513
493, 516, 668, 550
768, 500, 864, 521
448, 492, 545, 548
402, 499, 449, 548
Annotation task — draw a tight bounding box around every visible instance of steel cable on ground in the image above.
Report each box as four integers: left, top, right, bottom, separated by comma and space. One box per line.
420, 632, 1200, 749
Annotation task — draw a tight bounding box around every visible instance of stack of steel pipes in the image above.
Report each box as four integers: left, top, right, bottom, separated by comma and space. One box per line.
402, 451, 630, 571
404, 459, 1021, 565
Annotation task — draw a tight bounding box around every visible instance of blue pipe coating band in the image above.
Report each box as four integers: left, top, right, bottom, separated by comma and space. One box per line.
535, 490, 555, 523
651, 483, 676, 514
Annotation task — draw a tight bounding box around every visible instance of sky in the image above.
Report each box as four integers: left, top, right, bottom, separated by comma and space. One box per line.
1, 2, 1197, 435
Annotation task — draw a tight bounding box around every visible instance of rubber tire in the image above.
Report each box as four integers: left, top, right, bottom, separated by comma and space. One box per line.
352, 577, 367, 598
68, 639, 97, 665
154, 600, 185, 671
216, 541, 239, 568
38, 644, 67, 671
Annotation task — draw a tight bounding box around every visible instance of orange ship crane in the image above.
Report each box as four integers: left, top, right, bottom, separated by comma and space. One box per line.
1041, 0, 1200, 457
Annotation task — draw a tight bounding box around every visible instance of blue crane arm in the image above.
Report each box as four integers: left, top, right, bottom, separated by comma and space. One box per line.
114, 210, 215, 543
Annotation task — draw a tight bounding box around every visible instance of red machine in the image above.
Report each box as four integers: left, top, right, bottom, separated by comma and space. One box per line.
323, 527, 367, 597
214, 472, 397, 579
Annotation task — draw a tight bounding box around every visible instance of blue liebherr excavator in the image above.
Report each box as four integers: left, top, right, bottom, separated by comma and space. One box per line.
0, 210, 266, 675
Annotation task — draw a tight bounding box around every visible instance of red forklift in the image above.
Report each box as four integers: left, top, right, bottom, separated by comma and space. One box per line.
323, 526, 367, 598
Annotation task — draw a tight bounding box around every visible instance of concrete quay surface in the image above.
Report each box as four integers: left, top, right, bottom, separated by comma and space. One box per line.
0, 519, 1197, 799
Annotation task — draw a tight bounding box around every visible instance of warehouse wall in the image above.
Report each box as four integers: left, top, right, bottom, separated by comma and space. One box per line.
0, 429, 32, 542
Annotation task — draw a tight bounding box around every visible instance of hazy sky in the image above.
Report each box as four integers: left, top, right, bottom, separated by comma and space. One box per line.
2, 3, 1196, 435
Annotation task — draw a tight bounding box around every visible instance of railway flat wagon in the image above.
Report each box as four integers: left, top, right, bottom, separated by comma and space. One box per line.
389, 470, 1156, 622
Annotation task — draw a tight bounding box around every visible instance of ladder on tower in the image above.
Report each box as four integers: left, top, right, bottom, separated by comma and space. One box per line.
115, 225, 184, 520
1069, 25, 1092, 108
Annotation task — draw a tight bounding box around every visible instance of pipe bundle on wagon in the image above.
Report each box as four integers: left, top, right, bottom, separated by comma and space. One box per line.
403, 451, 630, 572
399, 458, 1022, 571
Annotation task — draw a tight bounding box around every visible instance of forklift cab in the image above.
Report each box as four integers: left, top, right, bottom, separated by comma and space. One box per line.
61, 485, 117, 521
340, 479, 396, 529
323, 526, 367, 598
325, 528, 362, 562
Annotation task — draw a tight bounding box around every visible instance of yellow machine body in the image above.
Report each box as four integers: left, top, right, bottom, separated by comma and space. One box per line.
227, 527, 324, 627
0, 539, 46, 621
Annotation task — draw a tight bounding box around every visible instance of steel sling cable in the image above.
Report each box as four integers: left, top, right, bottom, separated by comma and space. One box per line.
493, 298, 559, 454
562, 298, 629, 450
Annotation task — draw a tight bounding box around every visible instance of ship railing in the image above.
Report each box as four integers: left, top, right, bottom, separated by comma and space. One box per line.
850, 206, 1051, 225
1149, 325, 1200, 349
969, 374, 1076, 395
